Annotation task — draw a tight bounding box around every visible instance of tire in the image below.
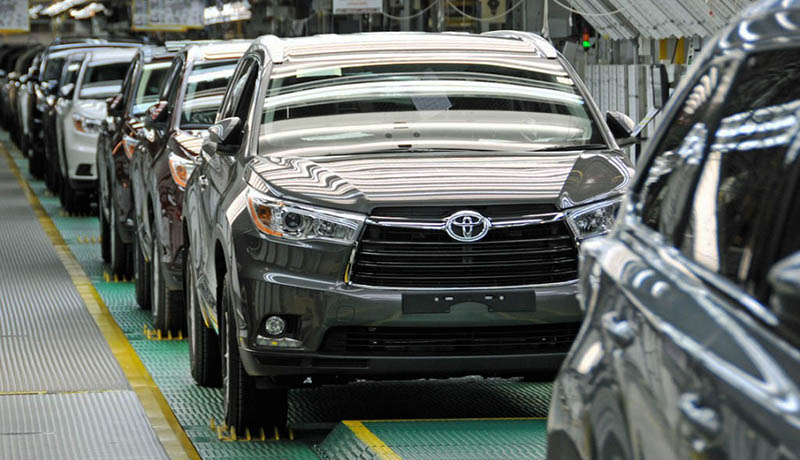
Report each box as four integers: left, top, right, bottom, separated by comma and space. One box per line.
100, 202, 111, 263
151, 238, 185, 332
110, 208, 130, 277
60, 177, 78, 213
134, 236, 151, 310
221, 276, 288, 430
28, 149, 38, 176
187, 252, 221, 387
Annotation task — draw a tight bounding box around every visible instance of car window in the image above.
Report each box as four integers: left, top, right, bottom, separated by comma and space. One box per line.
258, 58, 605, 156
120, 58, 138, 110
635, 61, 734, 241
79, 62, 129, 100
60, 59, 82, 87
159, 58, 183, 103
42, 57, 65, 82
678, 49, 800, 301
179, 60, 237, 128
131, 62, 170, 116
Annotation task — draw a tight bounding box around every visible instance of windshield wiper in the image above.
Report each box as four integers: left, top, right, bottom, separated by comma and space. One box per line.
531, 143, 608, 152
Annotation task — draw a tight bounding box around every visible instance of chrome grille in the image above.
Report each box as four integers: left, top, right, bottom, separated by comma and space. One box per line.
349, 209, 578, 288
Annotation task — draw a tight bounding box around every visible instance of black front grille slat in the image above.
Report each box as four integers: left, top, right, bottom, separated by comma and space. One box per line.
350, 210, 578, 288
321, 324, 582, 356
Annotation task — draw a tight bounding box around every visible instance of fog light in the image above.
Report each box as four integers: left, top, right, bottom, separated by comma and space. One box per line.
264, 316, 286, 336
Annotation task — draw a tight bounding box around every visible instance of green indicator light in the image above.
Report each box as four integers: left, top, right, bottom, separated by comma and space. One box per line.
582, 40, 591, 49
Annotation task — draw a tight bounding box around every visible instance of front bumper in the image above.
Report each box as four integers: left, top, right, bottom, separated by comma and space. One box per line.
236, 262, 582, 379
64, 127, 99, 181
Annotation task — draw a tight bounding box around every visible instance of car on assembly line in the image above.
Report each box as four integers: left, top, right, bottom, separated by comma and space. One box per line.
3, 46, 44, 144
131, 41, 249, 331
546, 1, 800, 458
0, 46, 27, 129
28, 39, 141, 179
181, 31, 636, 430
15, 50, 43, 157
97, 45, 174, 280
42, 51, 86, 194
53, 47, 137, 212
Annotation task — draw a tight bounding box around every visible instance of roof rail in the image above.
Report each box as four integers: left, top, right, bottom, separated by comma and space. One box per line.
481, 30, 558, 58
163, 40, 220, 52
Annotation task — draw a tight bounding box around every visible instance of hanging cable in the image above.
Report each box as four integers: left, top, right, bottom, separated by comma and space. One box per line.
446, 0, 525, 22
551, 0, 622, 17
380, 2, 438, 21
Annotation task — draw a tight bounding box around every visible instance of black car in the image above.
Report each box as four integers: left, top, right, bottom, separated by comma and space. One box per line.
131, 41, 248, 331
183, 31, 635, 430
98, 46, 174, 279
7, 47, 44, 149
547, 1, 800, 458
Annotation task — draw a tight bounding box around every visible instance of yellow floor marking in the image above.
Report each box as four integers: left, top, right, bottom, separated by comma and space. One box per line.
342, 420, 403, 460
2, 145, 200, 460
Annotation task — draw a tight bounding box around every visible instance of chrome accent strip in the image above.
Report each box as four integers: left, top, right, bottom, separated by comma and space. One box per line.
365, 212, 565, 229
346, 279, 577, 291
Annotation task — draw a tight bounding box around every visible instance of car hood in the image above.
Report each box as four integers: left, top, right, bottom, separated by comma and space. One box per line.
245, 151, 634, 214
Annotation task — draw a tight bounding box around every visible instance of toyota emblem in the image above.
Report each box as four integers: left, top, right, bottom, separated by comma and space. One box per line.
445, 211, 490, 242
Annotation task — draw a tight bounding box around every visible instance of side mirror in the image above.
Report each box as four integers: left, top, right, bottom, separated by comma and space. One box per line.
106, 94, 124, 118
606, 111, 636, 147
59, 82, 75, 99
768, 252, 800, 335
207, 116, 241, 156
144, 100, 169, 130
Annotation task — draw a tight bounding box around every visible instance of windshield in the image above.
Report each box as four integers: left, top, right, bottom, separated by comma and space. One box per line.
180, 60, 237, 128
79, 62, 129, 100
260, 57, 605, 156
131, 62, 170, 116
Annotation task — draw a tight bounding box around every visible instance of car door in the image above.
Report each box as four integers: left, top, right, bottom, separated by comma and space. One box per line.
196, 57, 258, 323
584, 57, 738, 459
135, 56, 183, 253
665, 46, 800, 460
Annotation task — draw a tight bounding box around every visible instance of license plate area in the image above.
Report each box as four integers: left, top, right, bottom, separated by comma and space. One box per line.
402, 290, 535, 314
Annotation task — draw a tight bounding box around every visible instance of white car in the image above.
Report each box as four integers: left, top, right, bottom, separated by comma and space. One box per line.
55, 48, 137, 211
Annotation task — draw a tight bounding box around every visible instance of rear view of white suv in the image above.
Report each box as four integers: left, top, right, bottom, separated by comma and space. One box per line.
56, 48, 136, 211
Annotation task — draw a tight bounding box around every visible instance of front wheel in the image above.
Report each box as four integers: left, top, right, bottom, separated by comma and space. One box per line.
134, 236, 151, 310
60, 177, 79, 213
187, 252, 221, 387
99, 203, 111, 263
110, 208, 130, 277
151, 238, 184, 332
221, 276, 288, 430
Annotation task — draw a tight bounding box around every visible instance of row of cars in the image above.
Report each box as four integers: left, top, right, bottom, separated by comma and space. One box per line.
4, 0, 798, 455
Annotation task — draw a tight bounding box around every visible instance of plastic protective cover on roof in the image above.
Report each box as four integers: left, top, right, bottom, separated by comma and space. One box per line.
565, 0, 752, 39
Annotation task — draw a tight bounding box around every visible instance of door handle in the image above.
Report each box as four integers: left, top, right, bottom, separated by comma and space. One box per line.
601, 311, 635, 348
198, 175, 208, 189
679, 393, 720, 439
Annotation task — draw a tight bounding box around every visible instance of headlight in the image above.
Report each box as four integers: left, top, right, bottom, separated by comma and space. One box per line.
246, 189, 365, 244
565, 197, 623, 240
72, 114, 102, 133
168, 152, 196, 190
